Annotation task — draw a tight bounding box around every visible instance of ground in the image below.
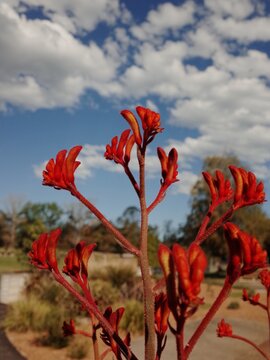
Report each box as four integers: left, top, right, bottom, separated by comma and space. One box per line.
5, 281, 270, 360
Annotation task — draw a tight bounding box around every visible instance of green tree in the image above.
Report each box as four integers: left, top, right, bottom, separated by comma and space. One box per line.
17, 202, 63, 252
180, 155, 270, 259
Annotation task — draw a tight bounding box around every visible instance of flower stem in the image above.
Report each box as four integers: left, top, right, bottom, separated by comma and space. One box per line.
138, 148, 156, 360
185, 277, 232, 357
72, 188, 140, 256
230, 334, 270, 360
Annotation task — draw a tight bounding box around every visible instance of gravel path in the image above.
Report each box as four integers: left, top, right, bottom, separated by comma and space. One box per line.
0, 303, 27, 360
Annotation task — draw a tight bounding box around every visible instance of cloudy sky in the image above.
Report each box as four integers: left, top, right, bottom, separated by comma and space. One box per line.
1, 0, 270, 231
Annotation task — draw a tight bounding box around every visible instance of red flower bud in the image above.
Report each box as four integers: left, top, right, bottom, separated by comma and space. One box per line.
43, 146, 82, 193
28, 229, 61, 272
157, 147, 179, 188
217, 319, 233, 337
62, 319, 76, 337
155, 292, 170, 336
136, 106, 163, 144
121, 110, 142, 146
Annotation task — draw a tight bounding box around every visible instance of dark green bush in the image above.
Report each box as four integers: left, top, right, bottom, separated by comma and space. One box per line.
227, 301, 240, 309
91, 279, 120, 308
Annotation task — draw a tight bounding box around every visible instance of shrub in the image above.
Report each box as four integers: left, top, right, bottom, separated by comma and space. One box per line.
91, 279, 120, 308
66, 337, 90, 359
120, 300, 144, 334
227, 301, 240, 309
105, 265, 136, 288
4, 296, 51, 332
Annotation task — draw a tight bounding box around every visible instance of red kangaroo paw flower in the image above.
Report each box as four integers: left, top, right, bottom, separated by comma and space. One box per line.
224, 223, 267, 282
101, 307, 129, 358
136, 106, 163, 144
104, 129, 135, 165
202, 170, 233, 205
217, 319, 233, 337
28, 228, 61, 271
62, 241, 96, 284
155, 292, 170, 336
62, 319, 76, 337
157, 147, 179, 188
172, 243, 207, 302
259, 269, 270, 290
121, 110, 142, 146
242, 288, 260, 305
43, 146, 82, 193
229, 166, 265, 208
158, 244, 178, 315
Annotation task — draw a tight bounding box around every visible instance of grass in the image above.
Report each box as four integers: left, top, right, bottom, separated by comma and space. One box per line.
0, 251, 30, 273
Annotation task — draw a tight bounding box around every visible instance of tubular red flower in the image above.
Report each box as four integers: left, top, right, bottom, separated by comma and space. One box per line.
43, 146, 82, 193
172, 243, 207, 302
120, 110, 142, 146
217, 319, 233, 337
62, 319, 76, 337
224, 223, 267, 282
101, 306, 130, 358
259, 269, 270, 290
202, 170, 233, 205
157, 147, 179, 188
62, 241, 96, 284
136, 106, 163, 144
158, 244, 177, 315
229, 166, 265, 208
104, 129, 135, 165
28, 229, 61, 271
155, 292, 170, 336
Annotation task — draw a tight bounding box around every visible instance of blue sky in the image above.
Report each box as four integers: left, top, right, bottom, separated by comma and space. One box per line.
1, 0, 270, 233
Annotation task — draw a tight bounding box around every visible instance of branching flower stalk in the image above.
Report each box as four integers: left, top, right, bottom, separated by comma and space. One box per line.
29, 106, 269, 360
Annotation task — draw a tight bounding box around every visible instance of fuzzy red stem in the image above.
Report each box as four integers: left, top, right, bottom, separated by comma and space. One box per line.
138, 147, 156, 360
230, 334, 270, 359
72, 188, 140, 256
194, 207, 233, 246
52, 271, 138, 360
147, 186, 167, 214
124, 164, 140, 197
185, 277, 232, 357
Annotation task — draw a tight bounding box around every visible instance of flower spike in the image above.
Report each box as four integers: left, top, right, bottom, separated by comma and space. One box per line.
229, 166, 265, 208
43, 145, 82, 193
28, 228, 61, 272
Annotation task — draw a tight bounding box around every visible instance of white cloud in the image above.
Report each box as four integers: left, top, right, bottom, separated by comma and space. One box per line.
0, 3, 120, 109
131, 1, 195, 41
205, 0, 255, 20
6, 0, 128, 34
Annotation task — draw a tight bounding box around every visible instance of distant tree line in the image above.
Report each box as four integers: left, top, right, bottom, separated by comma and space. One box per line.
1, 155, 269, 264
